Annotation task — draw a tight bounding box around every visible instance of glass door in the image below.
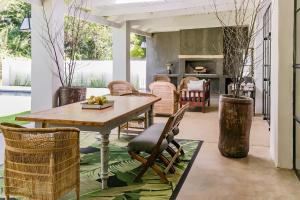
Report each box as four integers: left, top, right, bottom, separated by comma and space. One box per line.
263, 4, 272, 124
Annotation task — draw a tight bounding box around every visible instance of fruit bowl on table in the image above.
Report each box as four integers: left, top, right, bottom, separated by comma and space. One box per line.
81, 96, 114, 110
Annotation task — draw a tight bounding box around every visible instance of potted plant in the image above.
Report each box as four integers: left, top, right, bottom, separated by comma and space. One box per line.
214, 0, 265, 158
41, 0, 88, 106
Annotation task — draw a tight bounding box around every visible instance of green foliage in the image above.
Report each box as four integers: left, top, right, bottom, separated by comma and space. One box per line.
0, 1, 145, 61
0, 0, 31, 58
65, 17, 113, 60
130, 33, 146, 59
73, 74, 108, 88
0, 111, 30, 125
12, 74, 31, 86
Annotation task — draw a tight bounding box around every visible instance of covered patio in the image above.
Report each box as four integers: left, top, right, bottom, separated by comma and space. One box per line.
0, 0, 299, 199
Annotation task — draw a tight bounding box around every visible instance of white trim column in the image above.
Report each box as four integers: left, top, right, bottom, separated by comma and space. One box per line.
31, 0, 64, 112
112, 21, 131, 81
270, 0, 294, 168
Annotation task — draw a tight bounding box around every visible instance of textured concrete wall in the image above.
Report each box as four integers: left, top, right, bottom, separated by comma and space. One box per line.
146, 28, 224, 86
180, 28, 223, 55
146, 32, 180, 86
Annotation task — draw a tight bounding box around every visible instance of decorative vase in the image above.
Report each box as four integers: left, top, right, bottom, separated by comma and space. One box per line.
58, 87, 86, 106
218, 94, 253, 158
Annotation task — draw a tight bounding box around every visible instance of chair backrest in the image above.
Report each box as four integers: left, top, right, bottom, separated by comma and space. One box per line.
153, 104, 188, 154
153, 75, 171, 82
149, 81, 176, 94
0, 123, 80, 199
178, 77, 199, 91
108, 80, 138, 96
121, 92, 156, 97
149, 81, 178, 115
0, 123, 80, 154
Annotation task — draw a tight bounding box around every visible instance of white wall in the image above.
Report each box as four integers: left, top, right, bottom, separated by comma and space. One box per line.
31, 0, 64, 112
2, 59, 146, 89
270, 0, 294, 168
2, 57, 31, 86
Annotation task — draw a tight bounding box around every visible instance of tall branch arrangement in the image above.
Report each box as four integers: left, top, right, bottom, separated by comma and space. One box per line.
41, 0, 89, 87
214, 0, 266, 98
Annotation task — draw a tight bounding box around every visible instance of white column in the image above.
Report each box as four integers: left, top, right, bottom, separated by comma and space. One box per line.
270, 0, 294, 168
31, 0, 64, 112
112, 22, 131, 81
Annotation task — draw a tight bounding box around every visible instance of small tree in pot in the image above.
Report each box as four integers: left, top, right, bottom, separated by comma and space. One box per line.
214, 0, 266, 158
41, 0, 89, 106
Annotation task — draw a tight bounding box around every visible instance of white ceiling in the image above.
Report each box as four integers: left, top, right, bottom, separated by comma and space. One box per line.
28, 0, 251, 35
86, 0, 248, 34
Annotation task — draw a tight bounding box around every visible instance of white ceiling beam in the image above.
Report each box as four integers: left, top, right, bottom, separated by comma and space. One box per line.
92, 0, 233, 16
130, 28, 152, 37
85, 14, 123, 28
66, 7, 153, 36
130, 10, 248, 33
27, 0, 42, 6
107, 3, 238, 22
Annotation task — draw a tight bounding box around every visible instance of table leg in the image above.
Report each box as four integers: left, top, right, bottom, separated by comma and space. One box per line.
100, 129, 110, 189
147, 105, 154, 127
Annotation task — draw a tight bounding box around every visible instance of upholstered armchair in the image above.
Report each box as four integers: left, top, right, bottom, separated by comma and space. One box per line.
0, 123, 80, 200
178, 77, 211, 113
178, 76, 199, 92
149, 81, 179, 116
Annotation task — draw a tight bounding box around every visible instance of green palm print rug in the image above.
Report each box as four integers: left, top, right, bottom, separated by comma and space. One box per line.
0, 132, 202, 200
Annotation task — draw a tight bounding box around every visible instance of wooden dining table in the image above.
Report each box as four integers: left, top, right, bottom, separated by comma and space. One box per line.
16, 95, 161, 189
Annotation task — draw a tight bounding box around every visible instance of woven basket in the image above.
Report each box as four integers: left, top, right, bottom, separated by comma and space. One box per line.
59, 87, 86, 106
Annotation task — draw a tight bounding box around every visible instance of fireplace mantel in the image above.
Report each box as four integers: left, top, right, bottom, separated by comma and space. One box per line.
178, 55, 224, 59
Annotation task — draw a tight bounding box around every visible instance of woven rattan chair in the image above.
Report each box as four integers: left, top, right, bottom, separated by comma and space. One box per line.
117, 92, 156, 138
149, 81, 179, 116
108, 80, 139, 96
153, 75, 171, 82
0, 123, 80, 200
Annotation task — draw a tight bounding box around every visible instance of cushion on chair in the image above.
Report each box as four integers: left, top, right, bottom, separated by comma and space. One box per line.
128, 123, 171, 154
187, 80, 205, 91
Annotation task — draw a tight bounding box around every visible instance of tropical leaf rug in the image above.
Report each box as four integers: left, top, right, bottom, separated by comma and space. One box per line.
0, 132, 203, 200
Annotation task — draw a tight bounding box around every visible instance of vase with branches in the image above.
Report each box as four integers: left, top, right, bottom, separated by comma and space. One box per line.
41, 0, 89, 106
214, 0, 267, 158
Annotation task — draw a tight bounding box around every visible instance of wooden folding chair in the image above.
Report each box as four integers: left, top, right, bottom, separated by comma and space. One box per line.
128, 104, 188, 183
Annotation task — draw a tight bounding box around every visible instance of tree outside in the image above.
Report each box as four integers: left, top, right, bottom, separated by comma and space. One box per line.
0, 0, 146, 87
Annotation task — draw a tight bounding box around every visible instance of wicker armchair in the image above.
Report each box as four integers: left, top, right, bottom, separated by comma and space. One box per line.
153, 75, 171, 82
118, 92, 157, 138
108, 80, 139, 96
149, 81, 179, 116
0, 123, 80, 200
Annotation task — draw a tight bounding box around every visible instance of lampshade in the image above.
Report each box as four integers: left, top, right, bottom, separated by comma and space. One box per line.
20, 16, 31, 32
141, 41, 147, 49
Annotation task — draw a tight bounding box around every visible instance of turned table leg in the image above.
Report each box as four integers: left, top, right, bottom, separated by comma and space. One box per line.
100, 129, 110, 189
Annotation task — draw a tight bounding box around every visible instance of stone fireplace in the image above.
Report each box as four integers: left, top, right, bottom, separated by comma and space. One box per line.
185, 60, 218, 74
178, 55, 225, 94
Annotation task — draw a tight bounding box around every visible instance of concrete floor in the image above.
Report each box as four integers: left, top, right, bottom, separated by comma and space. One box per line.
0, 98, 299, 199
155, 105, 300, 200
